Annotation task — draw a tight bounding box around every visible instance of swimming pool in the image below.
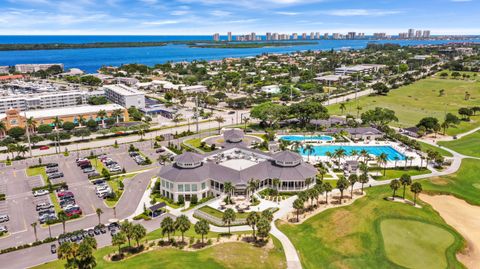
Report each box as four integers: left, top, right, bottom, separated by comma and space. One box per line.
280, 135, 334, 142
299, 145, 406, 161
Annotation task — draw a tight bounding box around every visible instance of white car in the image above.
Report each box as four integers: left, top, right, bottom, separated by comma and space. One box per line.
0, 225, 7, 233
0, 215, 9, 223
33, 189, 49, 197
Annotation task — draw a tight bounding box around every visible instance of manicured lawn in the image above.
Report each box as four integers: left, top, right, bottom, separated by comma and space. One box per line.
417, 140, 453, 157
371, 168, 431, 181
91, 158, 106, 174
327, 77, 480, 135
322, 179, 337, 188
183, 138, 212, 152
438, 131, 480, 158
105, 178, 124, 208
381, 219, 454, 269
422, 158, 480, 205
198, 206, 249, 219
49, 193, 61, 214
26, 166, 48, 183
34, 229, 283, 269
277, 185, 465, 269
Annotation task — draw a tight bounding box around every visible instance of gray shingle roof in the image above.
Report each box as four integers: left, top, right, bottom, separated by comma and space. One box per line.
174, 152, 204, 165
273, 151, 302, 163
223, 129, 244, 143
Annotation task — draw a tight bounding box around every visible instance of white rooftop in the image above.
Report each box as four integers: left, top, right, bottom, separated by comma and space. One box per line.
218, 158, 259, 171
103, 84, 143, 96
0, 103, 124, 119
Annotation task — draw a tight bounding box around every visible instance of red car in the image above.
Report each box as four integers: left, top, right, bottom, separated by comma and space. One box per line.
57, 191, 73, 198
39, 146, 49, 150
66, 209, 82, 217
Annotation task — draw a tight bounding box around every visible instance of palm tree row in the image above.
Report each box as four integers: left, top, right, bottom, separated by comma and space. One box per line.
160, 215, 210, 245
389, 174, 423, 205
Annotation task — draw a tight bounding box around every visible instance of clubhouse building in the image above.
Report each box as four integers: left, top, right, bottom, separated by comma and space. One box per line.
158, 129, 318, 202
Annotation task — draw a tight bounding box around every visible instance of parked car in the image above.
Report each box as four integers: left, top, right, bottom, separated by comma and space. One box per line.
60, 200, 76, 209
45, 167, 59, 174
0, 225, 7, 233
94, 228, 101, 235
82, 167, 95, 173
33, 189, 49, 197
38, 209, 55, 215
39, 146, 49, 150
50, 244, 57, 254
39, 214, 56, 224
36, 202, 53, 211
88, 172, 100, 179
46, 163, 58, 168
92, 179, 106, 185
57, 191, 73, 198
0, 215, 9, 223
155, 148, 166, 153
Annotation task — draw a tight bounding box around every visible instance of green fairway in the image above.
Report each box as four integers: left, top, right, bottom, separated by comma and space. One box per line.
418, 140, 453, 157
277, 185, 465, 269
34, 236, 285, 269
371, 167, 431, 181
438, 131, 480, 158
381, 219, 455, 269
422, 158, 480, 205
328, 77, 480, 136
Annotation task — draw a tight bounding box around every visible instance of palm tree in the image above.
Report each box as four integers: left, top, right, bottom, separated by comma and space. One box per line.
222, 208, 236, 234
194, 219, 210, 245
132, 224, 147, 248
400, 174, 412, 200
58, 242, 78, 266
350, 149, 359, 160
53, 116, 63, 130
293, 198, 304, 222
243, 117, 250, 130
223, 181, 234, 204
247, 179, 259, 200
0, 121, 6, 137
246, 212, 260, 240
174, 215, 191, 243
112, 232, 127, 256
26, 116, 37, 133
360, 149, 369, 162
376, 153, 388, 176
410, 182, 423, 206
112, 108, 124, 123
214, 116, 225, 134
172, 113, 184, 126
95, 208, 103, 225
323, 182, 332, 204
160, 216, 175, 241
97, 110, 107, 128
348, 174, 358, 198
31, 222, 38, 242
359, 173, 369, 194
120, 220, 134, 247
333, 148, 346, 168
58, 211, 68, 234
390, 179, 401, 200
339, 103, 347, 114
303, 144, 315, 162
336, 176, 349, 204
77, 115, 86, 127
305, 177, 313, 189
393, 156, 399, 168
272, 178, 280, 201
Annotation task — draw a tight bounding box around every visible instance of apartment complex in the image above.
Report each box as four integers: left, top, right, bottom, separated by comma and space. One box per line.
0, 66, 9, 74
14, 63, 64, 74
335, 64, 386, 75
103, 84, 145, 109
0, 90, 104, 113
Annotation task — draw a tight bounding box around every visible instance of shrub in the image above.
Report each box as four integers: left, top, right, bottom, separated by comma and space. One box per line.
190, 194, 198, 205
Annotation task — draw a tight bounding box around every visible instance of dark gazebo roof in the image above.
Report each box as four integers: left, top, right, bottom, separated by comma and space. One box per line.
272, 151, 303, 167
174, 152, 204, 168
223, 129, 245, 143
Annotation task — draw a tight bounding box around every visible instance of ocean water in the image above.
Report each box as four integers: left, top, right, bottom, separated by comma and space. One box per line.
299, 145, 406, 161
0, 35, 478, 72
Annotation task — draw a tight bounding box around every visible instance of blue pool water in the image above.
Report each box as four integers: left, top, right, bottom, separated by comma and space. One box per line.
280, 135, 334, 142
299, 145, 406, 161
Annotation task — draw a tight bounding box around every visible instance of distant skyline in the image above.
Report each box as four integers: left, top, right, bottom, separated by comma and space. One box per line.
1, 0, 479, 35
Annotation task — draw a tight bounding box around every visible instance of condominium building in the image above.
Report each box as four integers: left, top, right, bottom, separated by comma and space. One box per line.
266, 32, 272, 41
103, 84, 145, 109
323, 33, 329, 39
0, 90, 104, 113
0, 66, 9, 74
227, 32, 232, 42
15, 64, 64, 74
423, 30, 431, 38
213, 33, 220, 42
415, 30, 423, 38
408, 28, 415, 39
301, 33, 307, 39
315, 32, 320, 39
347, 32, 356, 39
310, 32, 315, 40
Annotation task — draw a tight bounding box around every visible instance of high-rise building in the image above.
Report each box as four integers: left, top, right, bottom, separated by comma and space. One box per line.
408, 28, 415, 39
423, 30, 431, 38
315, 32, 320, 39
323, 33, 329, 39
415, 30, 422, 38
399, 32, 408, 39
310, 32, 315, 40
213, 33, 220, 42
292, 33, 298, 40
227, 32, 232, 42
273, 33, 279, 40
301, 33, 307, 39
251, 32, 256, 41
347, 32, 356, 39
332, 33, 340, 39
266, 32, 272, 41
373, 33, 387, 39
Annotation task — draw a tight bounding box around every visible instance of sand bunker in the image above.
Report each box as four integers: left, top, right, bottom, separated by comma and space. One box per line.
420, 194, 480, 268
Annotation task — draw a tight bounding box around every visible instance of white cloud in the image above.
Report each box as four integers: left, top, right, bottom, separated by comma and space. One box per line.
171, 10, 190, 15
276, 11, 300, 15
210, 10, 231, 17
142, 20, 180, 25
324, 9, 403, 16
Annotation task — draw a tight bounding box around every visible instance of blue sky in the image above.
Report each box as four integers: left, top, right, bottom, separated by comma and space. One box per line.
0, 0, 479, 35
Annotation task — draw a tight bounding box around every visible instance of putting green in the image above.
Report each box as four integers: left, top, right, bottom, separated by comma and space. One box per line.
380, 219, 455, 269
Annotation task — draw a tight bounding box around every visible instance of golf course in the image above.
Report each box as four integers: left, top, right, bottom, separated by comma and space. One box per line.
328, 76, 480, 136
277, 185, 466, 269
438, 131, 480, 158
